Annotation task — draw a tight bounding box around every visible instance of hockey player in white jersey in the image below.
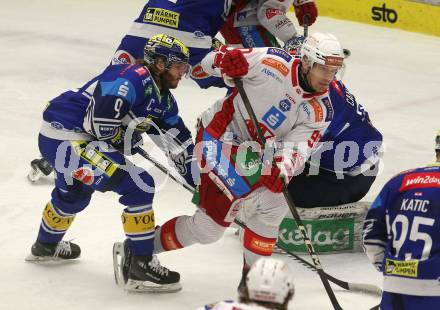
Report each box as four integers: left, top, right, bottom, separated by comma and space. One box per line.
113, 32, 345, 289
196, 257, 295, 310
221, 0, 317, 48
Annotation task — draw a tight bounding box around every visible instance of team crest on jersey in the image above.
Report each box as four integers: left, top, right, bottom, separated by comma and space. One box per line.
267, 48, 292, 62
144, 8, 180, 28
262, 106, 286, 130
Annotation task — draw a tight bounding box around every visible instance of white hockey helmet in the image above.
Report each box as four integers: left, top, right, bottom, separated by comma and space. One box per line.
246, 258, 295, 305
300, 32, 344, 68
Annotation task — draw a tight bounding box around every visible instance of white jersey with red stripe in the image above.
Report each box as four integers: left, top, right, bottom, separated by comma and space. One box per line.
200, 46, 332, 168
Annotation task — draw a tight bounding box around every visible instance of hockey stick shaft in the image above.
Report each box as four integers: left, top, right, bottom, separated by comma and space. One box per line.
135, 147, 196, 194
275, 243, 382, 296
233, 78, 342, 310
137, 148, 381, 299
303, 14, 309, 38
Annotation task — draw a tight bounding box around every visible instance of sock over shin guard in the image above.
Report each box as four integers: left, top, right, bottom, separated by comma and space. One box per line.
37, 202, 76, 244
122, 205, 155, 256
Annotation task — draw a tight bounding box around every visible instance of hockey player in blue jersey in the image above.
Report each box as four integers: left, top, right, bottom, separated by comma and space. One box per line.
287, 79, 383, 207
362, 131, 440, 309
25, 34, 196, 293
111, 0, 232, 88
28, 0, 233, 182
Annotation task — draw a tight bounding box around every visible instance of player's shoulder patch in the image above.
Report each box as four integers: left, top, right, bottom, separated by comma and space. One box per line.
266, 48, 292, 62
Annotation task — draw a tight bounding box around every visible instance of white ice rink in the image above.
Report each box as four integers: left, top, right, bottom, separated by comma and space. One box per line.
1, 1, 439, 309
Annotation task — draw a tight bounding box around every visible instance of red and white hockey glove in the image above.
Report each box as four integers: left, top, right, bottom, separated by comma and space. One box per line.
259, 151, 303, 193
294, 0, 318, 26
218, 49, 249, 78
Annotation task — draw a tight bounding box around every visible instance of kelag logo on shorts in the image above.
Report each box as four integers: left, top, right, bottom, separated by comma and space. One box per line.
371, 3, 398, 23
277, 218, 355, 253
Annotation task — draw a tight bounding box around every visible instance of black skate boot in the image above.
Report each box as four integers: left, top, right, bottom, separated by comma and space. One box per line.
126, 254, 181, 292
28, 158, 54, 182
25, 240, 81, 262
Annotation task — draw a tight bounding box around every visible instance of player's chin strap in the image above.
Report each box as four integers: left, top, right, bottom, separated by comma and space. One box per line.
134, 146, 383, 302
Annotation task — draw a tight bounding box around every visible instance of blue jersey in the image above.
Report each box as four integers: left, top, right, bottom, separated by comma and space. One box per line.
310, 80, 383, 175
41, 64, 195, 186
363, 164, 440, 296
112, 0, 232, 87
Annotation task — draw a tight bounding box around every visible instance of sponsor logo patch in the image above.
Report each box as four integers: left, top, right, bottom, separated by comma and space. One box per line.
144, 8, 180, 28
385, 259, 418, 277
325, 56, 344, 67
308, 98, 324, 122
261, 68, 282, 83
278, 218, 355, 252
267, 48, 292, 62
400, 172, 440, 191
112, 51, 134, 65
262, 58, 289, 76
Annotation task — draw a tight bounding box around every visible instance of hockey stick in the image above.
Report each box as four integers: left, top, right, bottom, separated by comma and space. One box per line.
303, 14, 309, 38
303, 14, 351, 59
135, 146, 196, 194
275, 244, 382, 296
233, 78, 342, 310
136, 148, 382, 299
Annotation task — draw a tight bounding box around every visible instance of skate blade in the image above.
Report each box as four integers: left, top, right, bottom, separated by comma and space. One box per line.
113, 242, 125, 286
125, 279, 182, 293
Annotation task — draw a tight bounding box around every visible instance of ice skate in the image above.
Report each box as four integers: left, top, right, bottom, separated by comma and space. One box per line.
25, 240, 81, 262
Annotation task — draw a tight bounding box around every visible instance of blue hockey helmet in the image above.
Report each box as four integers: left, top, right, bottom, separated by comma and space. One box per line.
144, 34, 190, 69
